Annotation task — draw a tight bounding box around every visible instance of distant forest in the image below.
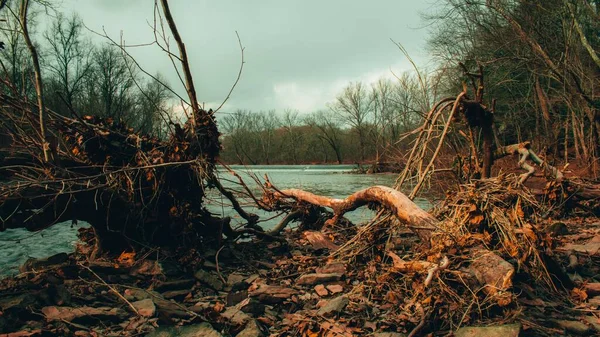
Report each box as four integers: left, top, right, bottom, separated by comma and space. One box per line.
3, 0, 598, 169
222, 0, 600, 167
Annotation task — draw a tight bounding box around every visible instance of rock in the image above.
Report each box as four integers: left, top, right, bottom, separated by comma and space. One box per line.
236, 297, 265, 315
314, 285, 328, 297
326, 284, 343, 294
316, 295, 349, 316
42, 306, 127, 322
19, 253, 68, 273
221, 307, 251, 326
454, 323, 521, 337
153, 297, 191, 321
227, 273, 246, 285
297, 273, 342, 286
194, 270, 224, 290
129, 260, 163, 276
555, 320, 594, 335
237, 319, 265, 337
316, 263, 346, 275
132, 299, 155, 317
124, 288, 152, 301
546, 222, 569, 236
154, 279, 195, 292
226, 289, 248, 306
372, 333, 407, 337
146, 322, 222, 337
303, 231, 339, 251
161, 289, 190, 300
584, 316, 600, 332
249, 284, 296, 304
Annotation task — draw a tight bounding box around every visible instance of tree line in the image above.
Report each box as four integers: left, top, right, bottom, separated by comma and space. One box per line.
427, 0, 600, 173
0, 4, 173, 139
219, 73, 434, 165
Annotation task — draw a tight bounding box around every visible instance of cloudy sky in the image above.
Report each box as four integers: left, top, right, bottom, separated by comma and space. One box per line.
60, 0, 434, 114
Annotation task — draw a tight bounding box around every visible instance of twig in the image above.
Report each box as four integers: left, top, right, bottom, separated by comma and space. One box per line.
78, 262, 140, 316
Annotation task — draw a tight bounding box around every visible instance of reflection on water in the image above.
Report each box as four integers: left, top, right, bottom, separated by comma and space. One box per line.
0, 165, 428, 277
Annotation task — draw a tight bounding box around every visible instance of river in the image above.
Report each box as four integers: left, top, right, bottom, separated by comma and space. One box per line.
0, 165, 429, 277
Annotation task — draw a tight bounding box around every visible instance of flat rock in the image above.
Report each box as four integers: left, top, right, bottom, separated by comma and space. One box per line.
154, 279, 195, 292
221, 307, 251, 326
236, 297, 265, 315
454, 323, 521, 337
314, 284, 328, 297
297, 273, 342, 286
146, 322, 222, 337
42, 306, 127, 322
303, 231, 339, 251
555, 320, 594, 335
161, 289, 190, 300
316, 263, 346, 275
317, 295, 349, 316
129, 260, 163, 276
194, 270, 224, 290
250, 284, 296, 304
227, 273, 246, 285
326, 284, 343, 294
132, 298, 155, 317
124, 288, 152, 301
237, 319, 265, 337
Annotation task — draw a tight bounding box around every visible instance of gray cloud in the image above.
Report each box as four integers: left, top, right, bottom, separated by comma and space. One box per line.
59, 0, 432, 113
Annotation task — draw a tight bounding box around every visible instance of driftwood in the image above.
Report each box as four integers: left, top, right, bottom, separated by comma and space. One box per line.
269, 186, 437, 242
267, 185, 515, 303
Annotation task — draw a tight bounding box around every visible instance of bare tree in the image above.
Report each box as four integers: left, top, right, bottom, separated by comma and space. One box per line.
18, 0, 48, 161
43, 12, 93, 111
281, 109, 304, 165
305, 110, 344, 164
331, 81, 373, 162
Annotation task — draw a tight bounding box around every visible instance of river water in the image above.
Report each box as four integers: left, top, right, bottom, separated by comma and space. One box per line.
0, 165, 428, 277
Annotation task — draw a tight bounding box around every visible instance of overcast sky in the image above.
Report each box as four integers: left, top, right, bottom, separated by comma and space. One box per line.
59, 0, 434, 114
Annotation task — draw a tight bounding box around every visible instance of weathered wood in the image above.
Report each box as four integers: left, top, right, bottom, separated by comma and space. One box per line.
272, 185, 437, 242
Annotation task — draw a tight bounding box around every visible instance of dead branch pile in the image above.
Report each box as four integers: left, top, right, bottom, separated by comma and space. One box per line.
0, 92, 226, 255
256, 173, 600, 335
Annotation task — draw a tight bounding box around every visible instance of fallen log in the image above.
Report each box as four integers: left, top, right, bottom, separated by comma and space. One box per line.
269, 185, 437, 242
266, 185, 516, 304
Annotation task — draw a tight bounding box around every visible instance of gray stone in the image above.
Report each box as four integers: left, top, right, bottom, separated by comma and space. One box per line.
555, 320, 594, 335
194, 269, 224, 290
237, 320, 265, 337
221, 307, 251, 326
454, 323, 521, 337
227, 273, 246, 285
132, 298, 155, 317
317, 295, 349, 316
146, 322, 222, 337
